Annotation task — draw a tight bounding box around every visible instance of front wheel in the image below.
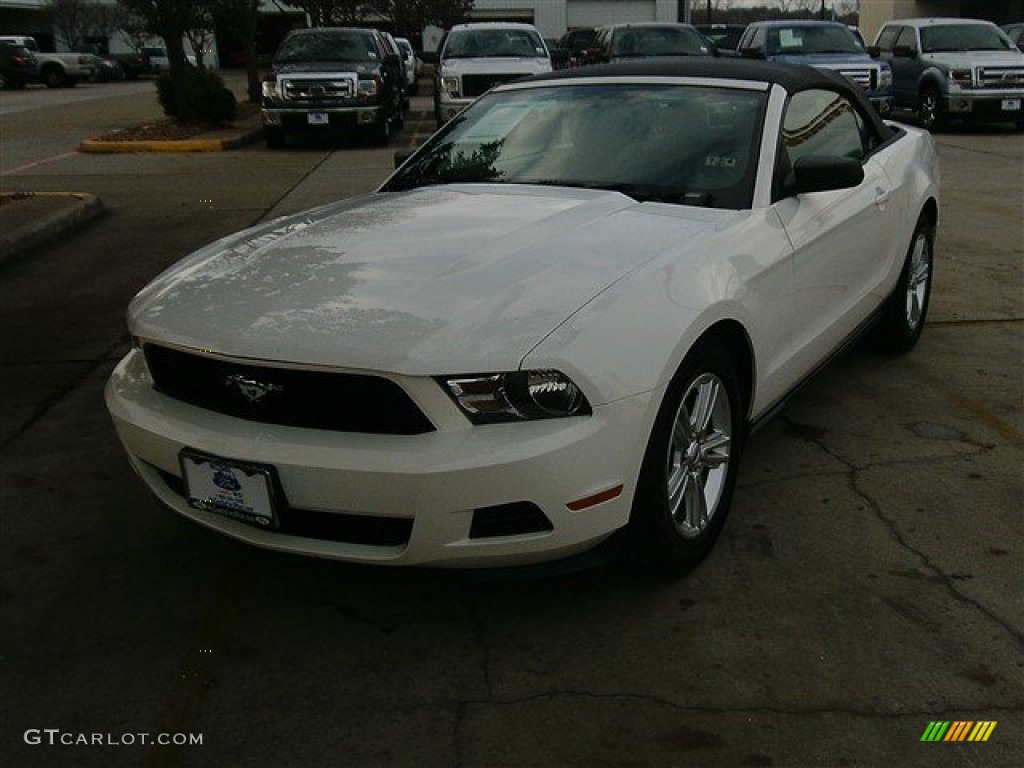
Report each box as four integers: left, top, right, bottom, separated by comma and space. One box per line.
624, 340, 744, 578
264, 126, 285, 148
874, 212, 935, 353
918, 86, 946, 132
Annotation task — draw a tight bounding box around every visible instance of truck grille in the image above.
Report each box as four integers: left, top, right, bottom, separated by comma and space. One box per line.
281, 75, 356, 101
833, 66, 877, 91
462, 73, 529, 98
977, 66, 1024, 89
144, 344, 435, 435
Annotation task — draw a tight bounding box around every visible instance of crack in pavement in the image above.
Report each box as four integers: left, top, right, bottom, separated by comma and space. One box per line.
778, 413, 1023, 650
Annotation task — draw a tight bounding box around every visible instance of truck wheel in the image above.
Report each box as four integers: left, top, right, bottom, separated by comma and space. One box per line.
373, 114, 391, 146
918, 86, 945, 132
41, 65, 67, 88
264, 127, 285, 149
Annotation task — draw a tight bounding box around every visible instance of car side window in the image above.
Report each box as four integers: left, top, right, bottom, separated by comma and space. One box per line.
895, 26, 918, 52
876, 26, 900, 52
775, 89, 871, 197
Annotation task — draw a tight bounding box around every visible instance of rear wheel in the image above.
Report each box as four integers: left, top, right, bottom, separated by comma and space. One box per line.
42, 65, 67, 88
625, 340, 744, 578
918, 86, 946, 132
874, 212, 934, 353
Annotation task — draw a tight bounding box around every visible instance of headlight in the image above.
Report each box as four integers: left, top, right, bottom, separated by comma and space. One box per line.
358, 77, 379, 96
878, 67, 893, 89
261, 79, 278, 98
949, 69, 973, 87
441, 370, 591, 424
440, 76, 461, 97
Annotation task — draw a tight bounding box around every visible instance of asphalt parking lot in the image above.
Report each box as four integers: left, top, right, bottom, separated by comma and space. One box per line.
0, 81, 1021, 767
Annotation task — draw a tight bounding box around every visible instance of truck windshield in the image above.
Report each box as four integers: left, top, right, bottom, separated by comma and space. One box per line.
444, 29, 547, 59
767, 26, 863, 56
921, 25, 1015, 52
276, 32, 377, 63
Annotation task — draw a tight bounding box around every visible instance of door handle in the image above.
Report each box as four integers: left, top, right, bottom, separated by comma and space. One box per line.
874, 188, 891, 209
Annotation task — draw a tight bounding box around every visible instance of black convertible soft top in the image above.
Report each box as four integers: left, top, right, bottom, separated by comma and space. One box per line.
525, 57, 893, 138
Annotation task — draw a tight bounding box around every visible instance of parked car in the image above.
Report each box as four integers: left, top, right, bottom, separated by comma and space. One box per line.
586, 23, 712, 64
261, 27, 405, 147
557, 27, 598, 67
75, 47, 126, 82
874, 17, 1024, 130
378, 30, 410, 111
106, 58, 939, 577
737, 20, 893, 114
142, 46, 196, 72
434, 22, 551, 126
695, 23, 747, 56
1004, 23, 1024, 51
0, 40, 38, 89
395, 36, 420, 93
112, 50, 152, 79
0, 34, 95, 87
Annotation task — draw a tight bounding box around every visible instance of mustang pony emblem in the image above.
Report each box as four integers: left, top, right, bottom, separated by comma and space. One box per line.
225, 374, 282, 403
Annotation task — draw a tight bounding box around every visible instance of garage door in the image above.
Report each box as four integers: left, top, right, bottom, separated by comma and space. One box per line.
568, 1, 657, 28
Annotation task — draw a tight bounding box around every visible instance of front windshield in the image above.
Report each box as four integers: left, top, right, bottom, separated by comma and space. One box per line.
921, 24, 1014, 52
384, 83, 766, 210
275, 32, 377, 64
611, 26, 710, 57
444, 28, 547, 59
767, 25, 863, 55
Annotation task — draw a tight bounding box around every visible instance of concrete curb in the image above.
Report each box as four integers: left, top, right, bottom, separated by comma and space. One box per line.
0, 193, 105, 265
79, 125, 264, 154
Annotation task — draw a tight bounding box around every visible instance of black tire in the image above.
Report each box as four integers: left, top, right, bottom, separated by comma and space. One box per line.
874, 211, 935, 353
373, 113, 391, 146
264, 127, 285, 149
624, 340, 744, 578
918, 86, 945, 132
42, 65, 67, 88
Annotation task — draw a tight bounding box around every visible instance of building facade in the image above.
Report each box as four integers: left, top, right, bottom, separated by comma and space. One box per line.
859, 0, 1023, 41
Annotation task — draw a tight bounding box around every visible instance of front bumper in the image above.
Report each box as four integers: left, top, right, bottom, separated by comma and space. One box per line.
262, 105, 383, 132
105, 349, 652, 568
943, 88, 1024, 118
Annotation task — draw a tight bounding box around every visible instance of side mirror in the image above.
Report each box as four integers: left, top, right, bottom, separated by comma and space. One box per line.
892, 45, 917, 59
419, 51, 439, 65
788, 155, 864, 195
866, 45, 881, 58
739, 48, 762, 59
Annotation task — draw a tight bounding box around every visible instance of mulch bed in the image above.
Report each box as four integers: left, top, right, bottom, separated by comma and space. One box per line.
97, 101, 260, 142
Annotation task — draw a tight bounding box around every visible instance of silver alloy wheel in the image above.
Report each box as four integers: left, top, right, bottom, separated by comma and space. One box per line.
666, 372, 732, 539
919, 89, 940, 128
905, 229, 932, 330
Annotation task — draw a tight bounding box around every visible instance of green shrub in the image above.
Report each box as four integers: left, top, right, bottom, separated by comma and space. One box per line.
155, 68, 237, 124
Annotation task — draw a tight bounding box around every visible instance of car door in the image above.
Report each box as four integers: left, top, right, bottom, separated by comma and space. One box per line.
890, 26, 923, 106
770, 88, 898, 380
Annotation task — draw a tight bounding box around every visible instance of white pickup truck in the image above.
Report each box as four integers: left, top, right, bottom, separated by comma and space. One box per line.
0, 35, 96, 87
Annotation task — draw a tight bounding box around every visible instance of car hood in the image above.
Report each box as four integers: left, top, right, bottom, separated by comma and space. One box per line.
921, 50, 1024, 67
130, 185, 733, 375
772, 52, 876, 66
441, 57, 550, 75
271, 61, 377, 76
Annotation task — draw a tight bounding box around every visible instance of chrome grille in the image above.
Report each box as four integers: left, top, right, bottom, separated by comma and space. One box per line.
281, 75, 356, 101
834, 66, 876, 90
977, 66, 1024, 89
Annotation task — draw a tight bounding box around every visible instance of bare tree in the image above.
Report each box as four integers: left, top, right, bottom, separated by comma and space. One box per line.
44, 0, 93, 51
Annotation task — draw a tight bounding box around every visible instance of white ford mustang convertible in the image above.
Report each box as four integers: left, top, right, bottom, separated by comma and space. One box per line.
106, 60, 939, 576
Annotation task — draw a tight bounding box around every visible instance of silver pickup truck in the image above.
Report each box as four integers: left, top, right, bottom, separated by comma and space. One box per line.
0, 35, 96, 87
873, 17, 1024, 131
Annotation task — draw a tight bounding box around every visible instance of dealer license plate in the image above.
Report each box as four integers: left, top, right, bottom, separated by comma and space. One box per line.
1002, 98, 1021, 112
180, 450, 278, 529
308, 112, 329, 125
